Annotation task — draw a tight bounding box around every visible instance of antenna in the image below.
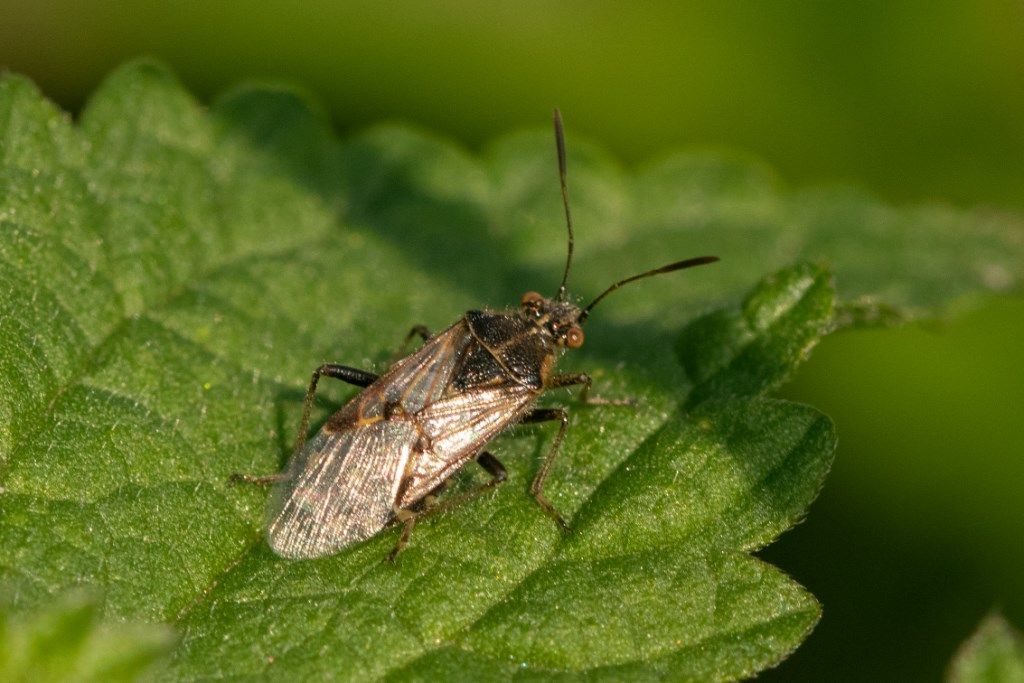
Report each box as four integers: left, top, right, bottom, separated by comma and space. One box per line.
554, 108, 574, 301
578, 256, 720, 323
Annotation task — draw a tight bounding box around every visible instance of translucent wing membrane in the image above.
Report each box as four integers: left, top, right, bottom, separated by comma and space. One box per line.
267, 423, 415, 558
400, 385, 536, 506
382, 322, 471, 414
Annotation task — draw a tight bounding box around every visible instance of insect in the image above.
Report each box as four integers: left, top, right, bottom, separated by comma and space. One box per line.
236, 110, 718, 561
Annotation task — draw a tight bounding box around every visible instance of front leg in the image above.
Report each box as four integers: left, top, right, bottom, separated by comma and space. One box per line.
522, 407, 572, 531
549, 372, 634, 406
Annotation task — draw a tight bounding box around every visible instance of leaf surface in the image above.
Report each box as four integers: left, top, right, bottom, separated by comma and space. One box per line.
0, 593, 173, 682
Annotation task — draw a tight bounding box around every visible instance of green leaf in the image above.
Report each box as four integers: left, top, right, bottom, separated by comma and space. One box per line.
947, 614, 1024, 683
0, 59, 1021, 679
676, 263, 834, 407
0, 592, 174, 682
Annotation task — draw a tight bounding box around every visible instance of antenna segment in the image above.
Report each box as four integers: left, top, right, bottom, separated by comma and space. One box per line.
553, 108, 575, 301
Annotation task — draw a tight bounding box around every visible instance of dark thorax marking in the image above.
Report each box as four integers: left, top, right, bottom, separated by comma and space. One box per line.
463, 311, 547, 391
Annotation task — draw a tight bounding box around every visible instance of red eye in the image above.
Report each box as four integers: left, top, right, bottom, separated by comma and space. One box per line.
520, 291, 543, 308
565, 326, 584, 348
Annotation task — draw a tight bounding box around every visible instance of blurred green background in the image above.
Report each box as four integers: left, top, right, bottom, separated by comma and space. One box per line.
2, 1, 1021, 679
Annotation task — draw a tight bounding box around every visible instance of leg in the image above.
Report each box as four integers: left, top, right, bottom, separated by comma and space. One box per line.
291, 363, 378, 457
420, 451, 507, 518
230, 363, 377, 486
389, 509, 418, 563
228, 472, 286, 485
522, 408, 572, 531
405, 324, 432, 344
386, 451, 507, 562
391, 324, 432, 362
549, 372, 634, 407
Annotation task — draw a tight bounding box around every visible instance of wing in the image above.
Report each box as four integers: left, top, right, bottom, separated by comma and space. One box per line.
266, 420, 415, 559
398, 383, 536, 507
370, 320, 471, 416
266, 318, 541, 557
266, 321, 471, 558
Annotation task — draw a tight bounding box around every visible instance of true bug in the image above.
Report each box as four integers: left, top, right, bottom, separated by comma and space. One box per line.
237, 110, 718, 560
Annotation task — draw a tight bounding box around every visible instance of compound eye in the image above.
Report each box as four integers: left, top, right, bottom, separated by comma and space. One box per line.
520, 291, 544, 310
565, 325, 584, 349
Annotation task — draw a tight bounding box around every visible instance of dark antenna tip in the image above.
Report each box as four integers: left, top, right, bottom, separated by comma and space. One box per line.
554, 108, 574, 301
578, 255, 720, 322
